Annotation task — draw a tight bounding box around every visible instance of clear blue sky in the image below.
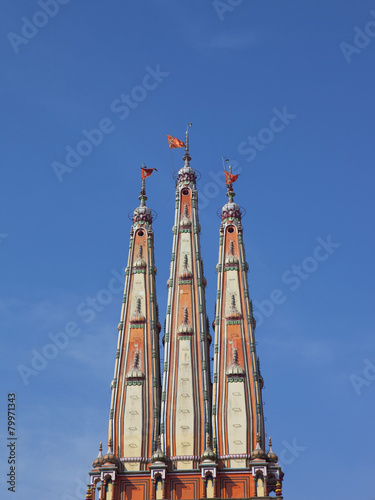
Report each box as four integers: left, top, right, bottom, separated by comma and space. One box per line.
1, 1, 375, 499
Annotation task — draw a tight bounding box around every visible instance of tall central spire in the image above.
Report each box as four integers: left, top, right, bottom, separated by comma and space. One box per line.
161, 128, 212, 471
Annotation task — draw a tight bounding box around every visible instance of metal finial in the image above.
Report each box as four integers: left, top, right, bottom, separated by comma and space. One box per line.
183, 123, 192, 165
185, 123, 192, 152
139, 163, 148, 206
223, 157, 236, 202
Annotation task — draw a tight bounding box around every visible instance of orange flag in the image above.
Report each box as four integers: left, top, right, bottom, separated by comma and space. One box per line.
224, 170, 239, 184
167, 135, 185, 149
141, 167, 158, 180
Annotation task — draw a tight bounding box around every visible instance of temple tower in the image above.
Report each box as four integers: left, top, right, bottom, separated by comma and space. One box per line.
86, 142, 285, 500
212, 170, 284, 497
160, 130, 212, 478
89, 172, 162, 499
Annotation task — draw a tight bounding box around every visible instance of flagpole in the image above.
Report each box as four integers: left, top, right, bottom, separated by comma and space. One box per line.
185, 123, 192, 156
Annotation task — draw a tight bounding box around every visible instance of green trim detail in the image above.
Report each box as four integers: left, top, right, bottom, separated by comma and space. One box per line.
227, 377, 245, 383
132, 268, 146, 274
224, 264, 239, 271
178, 335, 193, 341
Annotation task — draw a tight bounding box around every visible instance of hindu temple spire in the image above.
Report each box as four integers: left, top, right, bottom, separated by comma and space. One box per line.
161, 131, 212, 471
87, 143, 286, 500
